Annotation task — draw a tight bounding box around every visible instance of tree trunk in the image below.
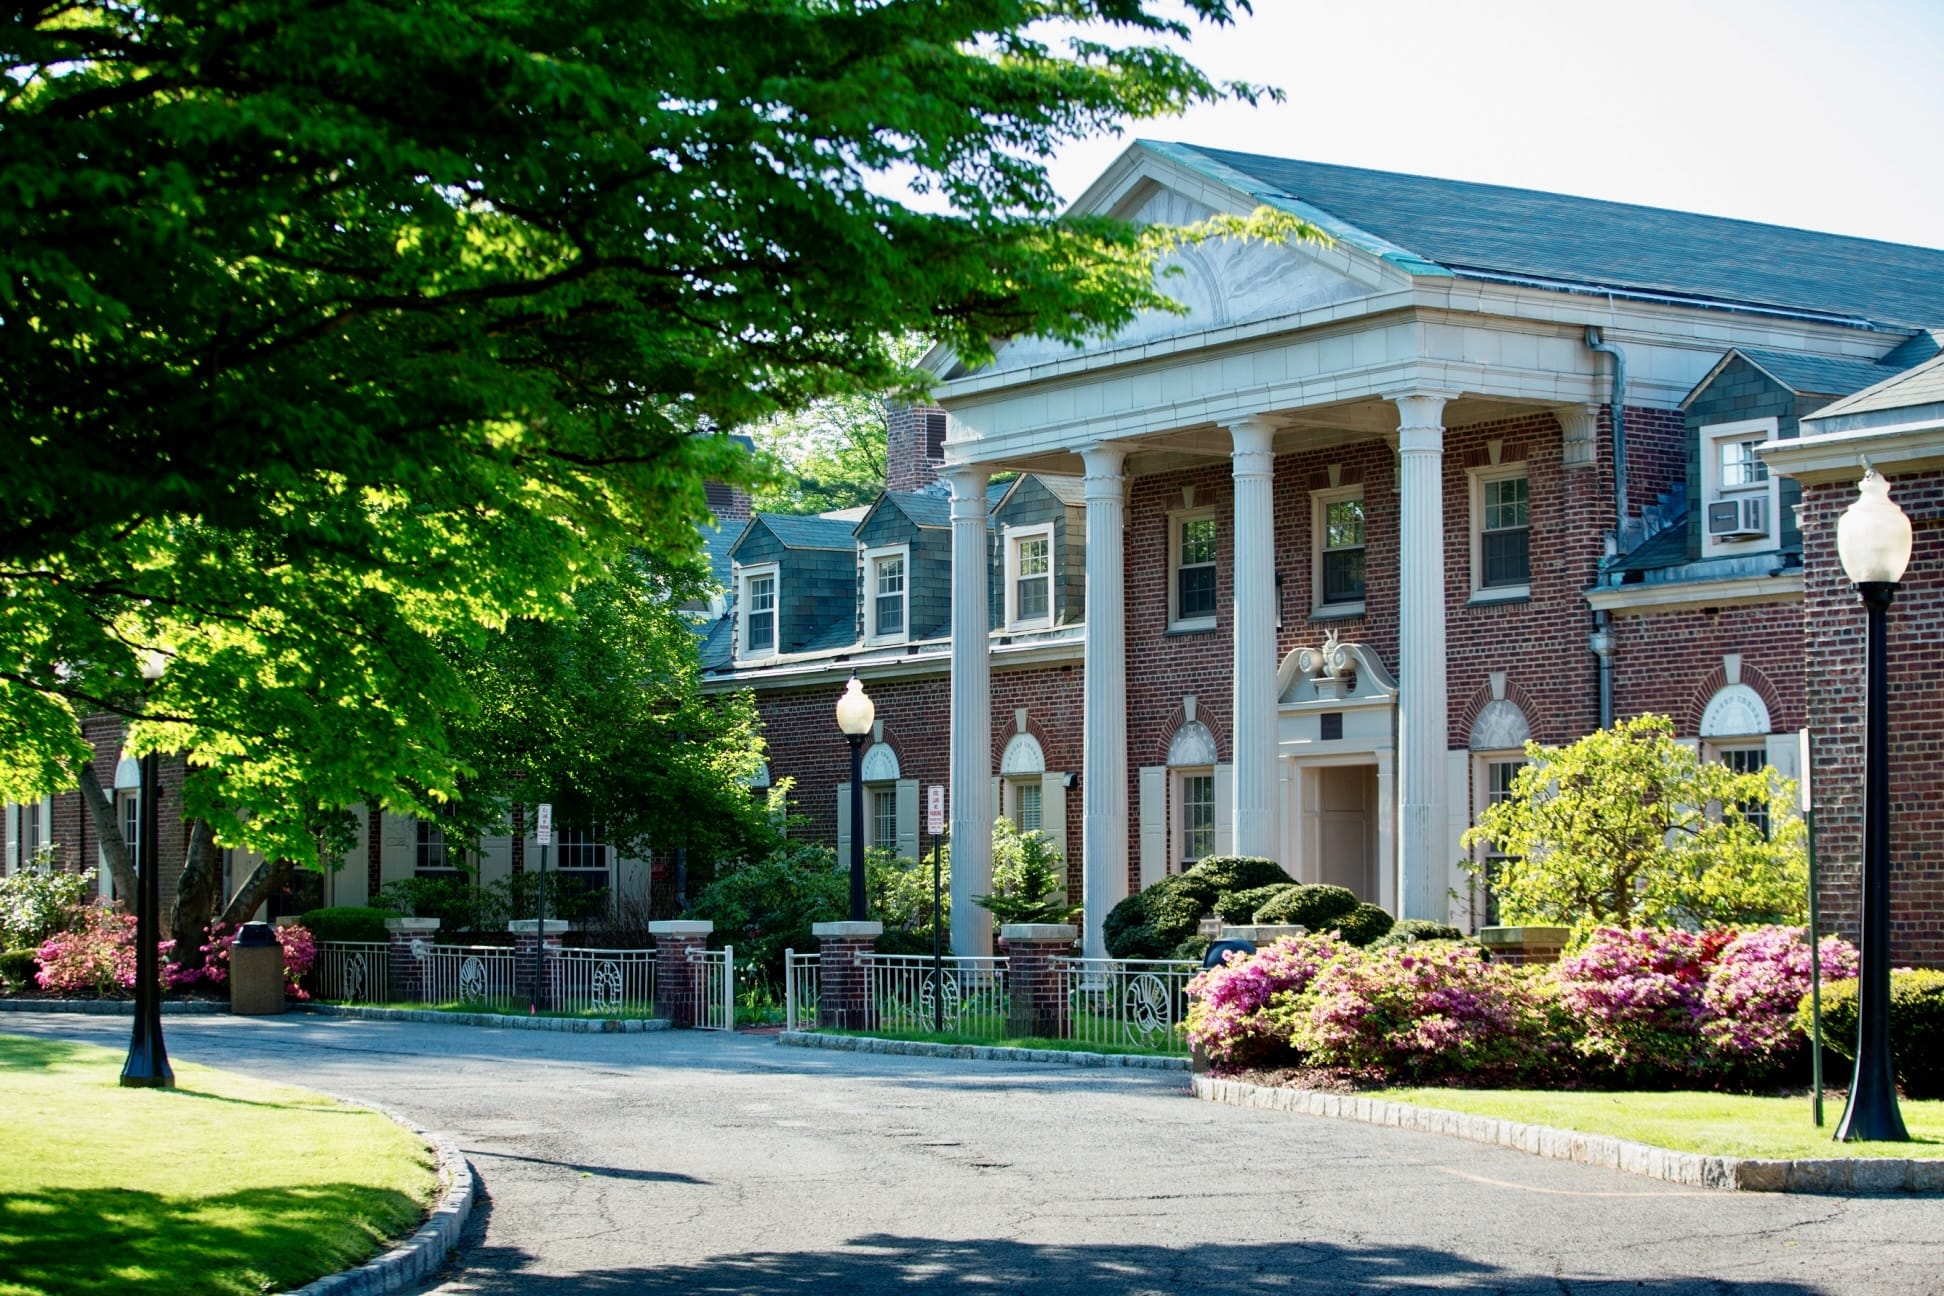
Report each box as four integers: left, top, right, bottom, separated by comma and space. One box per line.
169, 821, 223, 968
221, 857, 295, 927
75, 760, 138, 900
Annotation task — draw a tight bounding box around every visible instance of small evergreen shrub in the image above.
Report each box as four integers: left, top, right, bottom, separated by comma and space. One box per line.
1330, 902, 1396, 947
1371, 919, 1466, 951
1103, 874, 1213, 959
1807, 969, 1944, 1098
1171, 934, 1213, 963
1252, 884, 1358, 930
300, 906, 395, 944
1, 947, 38, 991
1188, 855, 1294, 896
1215, 884, 1297, 925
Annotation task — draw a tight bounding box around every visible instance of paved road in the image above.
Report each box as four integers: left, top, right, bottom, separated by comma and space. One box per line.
10, 1015, 1941, 1294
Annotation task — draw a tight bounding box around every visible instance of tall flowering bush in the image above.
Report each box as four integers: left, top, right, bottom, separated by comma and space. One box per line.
35, 903, 168, 995
1701, 926, 1857, 1066
1550, 927, 1726, 1082
1286, 942, 1545, 1083
1183, 933, 1345, 1066
166, 923, 318, 1000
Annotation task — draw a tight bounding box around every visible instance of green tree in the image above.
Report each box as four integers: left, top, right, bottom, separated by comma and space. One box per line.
976, 818, 1079, 926
2, 0, 1310, 871
1461, 714, 1807, 939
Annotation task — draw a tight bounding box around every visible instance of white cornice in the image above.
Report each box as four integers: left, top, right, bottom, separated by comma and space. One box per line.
702, 634, 1083, 695
1760, 421, 1944, 486
1583, 573, 1803, 617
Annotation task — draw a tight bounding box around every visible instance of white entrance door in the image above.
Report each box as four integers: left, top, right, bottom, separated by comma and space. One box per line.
1316, 765, 1379, 901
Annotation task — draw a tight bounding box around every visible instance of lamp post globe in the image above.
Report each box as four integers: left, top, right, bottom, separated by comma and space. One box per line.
835, 674, 875, 922
1835, 468, 1909, 1143
121, 649, 174, 1089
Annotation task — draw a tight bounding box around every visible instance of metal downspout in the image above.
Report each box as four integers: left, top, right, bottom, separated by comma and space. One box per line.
1586, 326, 1627, 731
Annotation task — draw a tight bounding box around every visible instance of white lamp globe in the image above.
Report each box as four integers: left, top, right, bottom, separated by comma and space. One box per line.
835, 674, 875, 736
1837, 470, 1913, 585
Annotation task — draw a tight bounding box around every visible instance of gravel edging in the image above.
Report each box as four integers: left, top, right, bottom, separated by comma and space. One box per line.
293, 1003, 670, 1032
1193, 1076, 1944, 1194
0, 998, 227, 1015
287, 1102, 474, 1295
778, 1029, 1188, 1070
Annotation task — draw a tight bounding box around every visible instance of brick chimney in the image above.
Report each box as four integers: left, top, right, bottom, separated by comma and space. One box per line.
886, 403, 947, 494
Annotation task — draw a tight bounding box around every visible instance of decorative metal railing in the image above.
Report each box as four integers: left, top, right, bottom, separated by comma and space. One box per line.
687, 945, 735, 1031
1057, 957, 1198, 1054
547, 946, 657, 1017
784, 949, 819, 1032
419, 944, 519, 1009
864, 953, 1009, 1039
310, 941, 391, 1004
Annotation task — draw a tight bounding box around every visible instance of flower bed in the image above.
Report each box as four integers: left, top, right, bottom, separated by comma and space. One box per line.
14, 899, 316, 1003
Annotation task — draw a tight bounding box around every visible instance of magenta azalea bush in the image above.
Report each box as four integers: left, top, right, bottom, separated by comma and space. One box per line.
34, 903, 167, 996
166, 922, 318, 1000
1550, 926, 1726, 1081
1286, 943, 1544, 1083
1183, 933, 1345, 1065
1701, 926, 1858, 1066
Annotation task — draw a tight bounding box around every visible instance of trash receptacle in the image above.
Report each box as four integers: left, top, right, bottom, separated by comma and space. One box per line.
229, 922, 286, 1016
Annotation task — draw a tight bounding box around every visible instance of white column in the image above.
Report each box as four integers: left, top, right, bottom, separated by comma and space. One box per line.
1227, 416, 1280, 860
1080, 444, 1127, 960
946, 465, 993, 956
1393, 392, 1450, 920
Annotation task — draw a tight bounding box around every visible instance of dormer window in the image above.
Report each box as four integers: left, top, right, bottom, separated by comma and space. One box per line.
739, 563, 779, 658
1005, 525, 1054, 628
1700, 417, 1780, 551
862, 544, 909, 645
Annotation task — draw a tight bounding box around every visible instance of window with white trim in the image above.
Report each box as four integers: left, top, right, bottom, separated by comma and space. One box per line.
1005, 525, 1054, 628
1475, 757, 1524, 927
1169, 511, 1218, 630
555, 825, 610, 878
1312, 487, 1365, 614
870, 787, 898, 848
1699, 417, 1781, 552
1178, 770, 1215, 865
415, 819, 456, 876
1470, 466, 1530, 597
739, 563, 779, 658
862, 544, 908, 644
1714, 745, 1771, 838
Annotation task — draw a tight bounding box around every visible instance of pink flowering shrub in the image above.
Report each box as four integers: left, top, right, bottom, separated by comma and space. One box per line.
1183, 933, 1345, 1065
166, 922, 317, 1000
1550, 926, 1733, 1082
1701, 926, 1857, 1066
35, 904, 170, 996
1285, 942, 1544, 1083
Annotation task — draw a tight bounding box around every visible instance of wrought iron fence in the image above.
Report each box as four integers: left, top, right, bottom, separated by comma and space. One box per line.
687, 946, 735, 1031
1058, 957, 1198, 1054
419, 944, 519, 1009
310, 941, 391, 1004
784, 949, 819, 1032
548, 946, 657, 1017
864, 953, 1009, 1039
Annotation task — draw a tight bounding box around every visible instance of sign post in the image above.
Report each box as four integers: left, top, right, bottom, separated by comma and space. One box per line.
535, 803, 552, 1014
927, 785, 946, 1033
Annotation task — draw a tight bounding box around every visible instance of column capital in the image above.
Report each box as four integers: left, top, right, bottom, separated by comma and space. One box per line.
1221, 414, 1279, 450
1227, 417, 1277, 477
940, 462, 991, 496
1389, 391, 1453, 432
1079, 441, 1126, 485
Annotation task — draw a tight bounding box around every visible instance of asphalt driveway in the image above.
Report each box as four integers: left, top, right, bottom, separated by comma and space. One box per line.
8, 1014, 1939, 1294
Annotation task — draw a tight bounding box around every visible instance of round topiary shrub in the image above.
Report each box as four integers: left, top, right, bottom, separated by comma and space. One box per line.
1372, 919, 1466, 950
299, 906, 396, 944
1185, 855, 1294, 896
1215, 884, 1298, 925
1101, 890, 1153, 958
1803, 968, 1944, 1098
1252, 884, 1359, 930
1331, 902, 1395, 946
1171, 934, 1213, 963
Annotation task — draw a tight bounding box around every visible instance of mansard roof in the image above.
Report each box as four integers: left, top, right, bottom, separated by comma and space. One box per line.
1163, 143, 1944, 329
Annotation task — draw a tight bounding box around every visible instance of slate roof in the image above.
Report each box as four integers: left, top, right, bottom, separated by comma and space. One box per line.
1607, 525, 1688, 575
696, 614, 735, 672
1164, 143, 1944, 329
1807, 352, 1944, 422
698, 524, 738, 589
1733, 349, 1904, 398
879, 491, 953, 529
746, 513, 857, 550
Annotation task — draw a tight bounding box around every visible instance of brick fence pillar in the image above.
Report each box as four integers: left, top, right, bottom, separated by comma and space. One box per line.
385, 917, 439, 1003
1001, 923, 1077, 1039
510, 919, 568, 1005
650, 920, 714, 1027
812, 921, 883, 1030
1477, 925, 1571, 967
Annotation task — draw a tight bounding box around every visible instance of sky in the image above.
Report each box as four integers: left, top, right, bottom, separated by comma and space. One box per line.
1042, 0, 1944, 249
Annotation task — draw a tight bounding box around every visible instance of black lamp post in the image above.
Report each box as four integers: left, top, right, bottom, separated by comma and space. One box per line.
122, 654, 174, 1089
1834, 467, 1910, 1143
835, 672, 875, 922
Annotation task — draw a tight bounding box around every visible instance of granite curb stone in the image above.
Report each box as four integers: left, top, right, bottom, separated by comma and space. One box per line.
778, 1029, 1187, 1070
286, 1103, 474, 1295
1192, 1076, 1943, 1194
0, 998, 226, 1015
294, 1003, 671, 1032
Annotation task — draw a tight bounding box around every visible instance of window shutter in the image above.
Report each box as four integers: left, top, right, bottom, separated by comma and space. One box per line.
895, 779, 920, 862
1138, 767, 1168, 888
836, 782, 852, 863
1764, 733, 1803, 812
1040, 774, 1067, 868
1213, 764, 1234, 857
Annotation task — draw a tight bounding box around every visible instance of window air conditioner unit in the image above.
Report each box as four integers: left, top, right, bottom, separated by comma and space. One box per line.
1706, 495, 1767, 539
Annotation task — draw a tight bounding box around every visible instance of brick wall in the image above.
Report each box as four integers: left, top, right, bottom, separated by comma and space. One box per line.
1611, 602, 1804, 734
45, 718, 194, 917
887, 404, 946, 495
1801, 469, 1944, 967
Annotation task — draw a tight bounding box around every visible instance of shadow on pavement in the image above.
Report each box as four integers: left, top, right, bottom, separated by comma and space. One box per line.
459, 1149, 709, 1184
437, 1232, 1826, 1294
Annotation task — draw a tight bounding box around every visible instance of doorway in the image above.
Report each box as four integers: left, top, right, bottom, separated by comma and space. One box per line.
1315, 764, 1379, 901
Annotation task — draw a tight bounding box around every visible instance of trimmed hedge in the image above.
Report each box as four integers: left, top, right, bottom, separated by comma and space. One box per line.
1, 947, 37, 990
298, 907, 395, 944
1252, 884, 1359, 930
1187, 856, 1294, 896
1331, 902, 1396, 947
1803, 969, 1944, 1098
1101, 856, 1295, 959
1215, 884, 1298, 925
1372, 919, 1467, 950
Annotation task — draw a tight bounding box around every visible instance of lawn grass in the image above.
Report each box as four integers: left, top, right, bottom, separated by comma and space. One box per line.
1371, 1086, 1944, 1160
826, 1026, 1182, 1057
0, 1034, 438, 1296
